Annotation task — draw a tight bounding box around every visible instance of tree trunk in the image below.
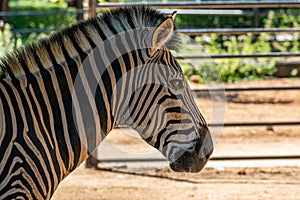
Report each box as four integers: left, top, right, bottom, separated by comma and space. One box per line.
76, 0, 83, 22
68, 0, 83, 21
88, 0, 96, 19
0, 0, 9, 30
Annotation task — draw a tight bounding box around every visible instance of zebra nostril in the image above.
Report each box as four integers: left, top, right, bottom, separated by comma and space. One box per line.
195, 140, 201, 153
204, 147, 210, 159
203, 145, 214, 160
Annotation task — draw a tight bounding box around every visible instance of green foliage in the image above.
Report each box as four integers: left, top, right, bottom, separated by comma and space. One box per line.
175, 8, 300, 29
175, 14, 254, 29
181, 9, 300, 83
290, 68, 298, 77
189, 33, 277, 83
9, 1, 76, 29
0, 24, 22, 57
264, 10, 300, 53
0, 24, 22, 75
3, 2, 300, 82
265, 9, 300, 28
8, 0, 77, 43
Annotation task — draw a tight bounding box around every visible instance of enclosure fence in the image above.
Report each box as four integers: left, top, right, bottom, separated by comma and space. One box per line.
93, 1, 300, 128
95, 1, 300, 163
1, 1, 300, 162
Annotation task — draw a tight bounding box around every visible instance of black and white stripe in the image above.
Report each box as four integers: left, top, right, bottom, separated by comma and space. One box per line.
0, 6, 213, 199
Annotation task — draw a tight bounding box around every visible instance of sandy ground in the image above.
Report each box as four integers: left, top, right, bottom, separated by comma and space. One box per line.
52, 78, 300, 200
52, 165, 300, 200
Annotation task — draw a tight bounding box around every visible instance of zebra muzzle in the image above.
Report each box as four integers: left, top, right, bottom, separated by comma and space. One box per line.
169, 147, 213, 173
169, 133, 214, 173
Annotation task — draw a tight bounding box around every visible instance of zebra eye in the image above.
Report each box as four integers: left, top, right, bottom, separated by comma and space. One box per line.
170, 79, 183, 90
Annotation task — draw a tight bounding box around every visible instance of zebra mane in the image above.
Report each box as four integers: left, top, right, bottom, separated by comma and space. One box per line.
0, 6, 180, 79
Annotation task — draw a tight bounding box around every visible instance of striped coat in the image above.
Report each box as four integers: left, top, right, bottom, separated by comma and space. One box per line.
0, 7, 213, 199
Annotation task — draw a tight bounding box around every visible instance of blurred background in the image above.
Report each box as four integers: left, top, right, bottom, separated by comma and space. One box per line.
1, 0, 299, 199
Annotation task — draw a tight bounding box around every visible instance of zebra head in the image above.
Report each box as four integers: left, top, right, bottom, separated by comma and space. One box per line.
116, 10, 213, 173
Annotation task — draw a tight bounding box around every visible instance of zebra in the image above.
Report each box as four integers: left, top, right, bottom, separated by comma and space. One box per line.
0, 6, 213, 199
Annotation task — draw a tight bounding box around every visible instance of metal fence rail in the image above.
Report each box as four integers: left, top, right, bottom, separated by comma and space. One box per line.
12, 27, 300, 35
192, 85, 300, 92
0, 10, 85, 17
5, 1, 300, 35
210, 122, 300, 127
11, 28, 60, 34
179, 28, 300, 35
3, 1, 300, 164
90, 1, 300, 166
176, 52, 300, 59
98, 154, 300, 163
96, 1, 300, 9
196, 85, 300, 127
96, 1, 300, 128
116, 121, 300, 128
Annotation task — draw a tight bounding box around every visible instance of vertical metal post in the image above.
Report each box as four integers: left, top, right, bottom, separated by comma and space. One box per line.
253, 0, 260, 28
86, 0, 98, 169
0, 0, 9, 30
76, 0, 84, 21
88, 0, 97, 19
68, 0, 84, 21
253, 8, 260, 28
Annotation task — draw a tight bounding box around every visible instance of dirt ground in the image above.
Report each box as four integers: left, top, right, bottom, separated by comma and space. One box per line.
52, 78, 300, 200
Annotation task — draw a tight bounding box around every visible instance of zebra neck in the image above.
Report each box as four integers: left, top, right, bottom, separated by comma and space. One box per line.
0, 15, 152, 172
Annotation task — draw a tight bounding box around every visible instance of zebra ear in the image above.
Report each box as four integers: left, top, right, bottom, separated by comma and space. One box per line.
151, 11, 176, 54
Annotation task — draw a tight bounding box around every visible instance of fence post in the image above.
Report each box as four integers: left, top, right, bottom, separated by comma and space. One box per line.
86, 0, 98, 169
68, 0, 84, 21
77, 0, 84, 21
253, 0, 260, 28
0, 0, 9, 30
88, 0, 97, 19
253, 8, 260, 28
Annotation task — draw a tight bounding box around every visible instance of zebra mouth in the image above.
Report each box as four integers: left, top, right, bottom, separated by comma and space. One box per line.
169, 151, 208, 173
169, 144, 213, 173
